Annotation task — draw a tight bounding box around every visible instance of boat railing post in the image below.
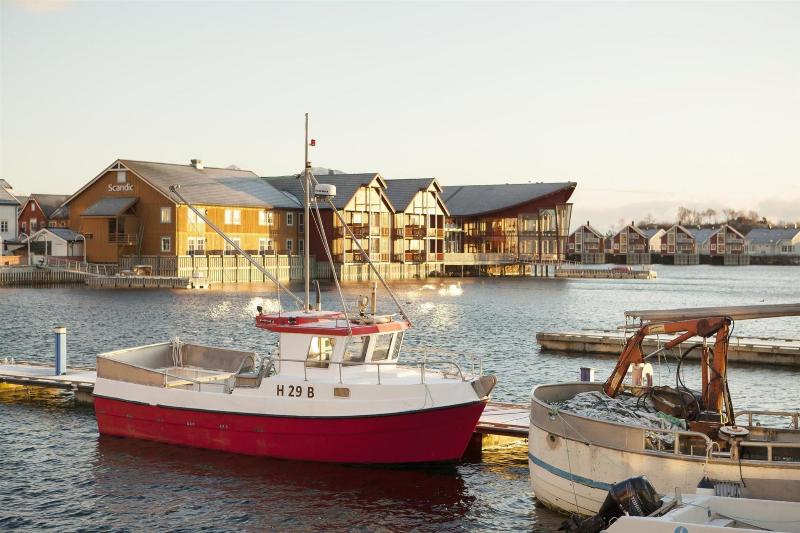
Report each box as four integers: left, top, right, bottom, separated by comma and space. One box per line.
793, 413, 798, 430
377, 363, 381, 385
748, 412, 753, 427
304, 360, 308, 382
338, 361, 343, 384
673, 433, 680, 454
421, 362, 426, 384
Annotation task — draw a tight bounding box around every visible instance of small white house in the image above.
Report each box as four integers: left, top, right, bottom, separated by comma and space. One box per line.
746, 226, 800, 256
0, 181, 21, 256
29, 228, 85, 259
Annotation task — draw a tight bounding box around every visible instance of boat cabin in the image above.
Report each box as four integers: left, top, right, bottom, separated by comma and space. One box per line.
255, 309, 410, 379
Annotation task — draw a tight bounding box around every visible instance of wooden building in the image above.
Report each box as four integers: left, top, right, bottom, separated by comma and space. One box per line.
0, 183, 21, 255
567, 221, 605, 263
610, 223, 649, 255
18, 194, 70, 235
440, 182, 576, 261
661, 224, 699, 264
264, 173, 394, 265
643, 228, 666, 254
746, 226, 800, 257
384, 178, 447, 264
62, 159, 301, 263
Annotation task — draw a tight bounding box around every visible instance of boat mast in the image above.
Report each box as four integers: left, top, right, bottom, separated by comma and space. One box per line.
304, 113, 311, 311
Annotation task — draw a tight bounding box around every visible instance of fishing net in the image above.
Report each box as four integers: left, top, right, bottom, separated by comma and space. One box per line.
552, 390, 686, 447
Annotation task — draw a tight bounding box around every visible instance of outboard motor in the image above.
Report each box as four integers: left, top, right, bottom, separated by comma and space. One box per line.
559, 476, 662, 533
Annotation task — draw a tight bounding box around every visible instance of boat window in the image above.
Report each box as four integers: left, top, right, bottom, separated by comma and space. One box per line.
307, 337, 335, 369
389, 331, 404, 360
371, 334, 393, 361
343, 336, 368, 364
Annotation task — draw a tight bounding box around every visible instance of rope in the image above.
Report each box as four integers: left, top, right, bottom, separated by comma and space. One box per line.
561, 416, 582, 514
310, 196, 351, 334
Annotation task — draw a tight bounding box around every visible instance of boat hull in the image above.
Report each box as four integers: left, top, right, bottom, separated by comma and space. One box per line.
95, 395, 487, 464
528, 422, 800, 516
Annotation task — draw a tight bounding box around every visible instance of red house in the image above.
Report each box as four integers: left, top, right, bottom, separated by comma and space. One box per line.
18, 194, 70, 236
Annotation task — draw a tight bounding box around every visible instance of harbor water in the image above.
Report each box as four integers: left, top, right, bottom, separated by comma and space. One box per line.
1, 265, 799, 531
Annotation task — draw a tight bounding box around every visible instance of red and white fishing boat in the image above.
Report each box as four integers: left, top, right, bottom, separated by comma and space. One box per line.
93, 116, 496, 463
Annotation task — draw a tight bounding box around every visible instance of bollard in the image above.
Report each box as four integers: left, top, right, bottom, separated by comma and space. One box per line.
579, 367, 595, 382
54, 327, 67, 375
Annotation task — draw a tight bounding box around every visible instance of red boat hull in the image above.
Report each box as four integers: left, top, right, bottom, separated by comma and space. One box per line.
94, 396, 487, 463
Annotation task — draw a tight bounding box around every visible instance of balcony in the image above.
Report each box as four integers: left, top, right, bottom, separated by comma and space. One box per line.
108, 233, 137, 245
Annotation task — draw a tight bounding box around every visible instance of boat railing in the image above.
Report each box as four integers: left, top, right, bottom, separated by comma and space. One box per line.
736, 410, 800, 430
401, 346, 483, 378
642, 426, 715, 458
264, 355, 473, 385
737, 440, 800, 462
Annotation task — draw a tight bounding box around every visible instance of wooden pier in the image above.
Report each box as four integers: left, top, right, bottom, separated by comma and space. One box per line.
537, 329, 800, 367
86, 275, 190, 289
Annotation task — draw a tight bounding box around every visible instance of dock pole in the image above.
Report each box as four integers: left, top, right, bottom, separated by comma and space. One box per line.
54, 327, 66, 375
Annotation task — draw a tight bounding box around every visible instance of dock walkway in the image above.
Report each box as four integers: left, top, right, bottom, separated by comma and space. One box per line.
537, 329, 800, 367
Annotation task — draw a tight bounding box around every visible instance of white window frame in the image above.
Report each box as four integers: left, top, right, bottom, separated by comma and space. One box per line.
160, 236, 171, 253
258, 237, 274, 254
286, 212, 294, 226
188, 208, 206, 225
224, 209, 232, 224
0, 220, 8, 233
224, 237, 241, 255
116, 170, 127, 184
298, 212, 304, 228
160, 206, 172, 224
286, 238, 293, 253
299, 239, 304, 253
232, 209, 241, 225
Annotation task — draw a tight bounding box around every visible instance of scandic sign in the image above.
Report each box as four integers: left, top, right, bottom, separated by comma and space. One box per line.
108, 183, 134, 192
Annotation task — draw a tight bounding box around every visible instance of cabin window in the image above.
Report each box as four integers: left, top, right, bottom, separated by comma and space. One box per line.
371, 333, 394, 361
343, 336, 369, 363
307, 337, 335, 368
389, 331, 404, 360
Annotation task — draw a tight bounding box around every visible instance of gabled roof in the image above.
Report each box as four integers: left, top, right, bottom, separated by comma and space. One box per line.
746, 227, 800, 244
668, 224, 695, 237
572, 222, 603, 238
0, 186, 20, 206
642, 227, 665, 239
30, 194, 70, 217
119, 160, 299, 209
263, 172, 392, 211
617, 224, 646, 238
440, 182, 576, 216
65, 159, 300, 210
384, 178, 448, 215
31, 228, 82, 242
82, 197, 138, 217
688, 227, 717, 245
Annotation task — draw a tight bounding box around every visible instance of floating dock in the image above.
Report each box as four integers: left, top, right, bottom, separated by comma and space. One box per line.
536, 330, 800, 367
86, 275, 190, 289
554, 267, 656, 279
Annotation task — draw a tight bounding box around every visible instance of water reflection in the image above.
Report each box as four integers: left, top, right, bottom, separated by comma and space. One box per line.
92, 436, 473, 531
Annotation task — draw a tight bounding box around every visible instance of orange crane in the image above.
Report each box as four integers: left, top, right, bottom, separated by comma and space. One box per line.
603, 316, 732, 421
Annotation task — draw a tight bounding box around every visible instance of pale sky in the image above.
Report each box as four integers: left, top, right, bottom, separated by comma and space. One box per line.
2, 0, 798, 231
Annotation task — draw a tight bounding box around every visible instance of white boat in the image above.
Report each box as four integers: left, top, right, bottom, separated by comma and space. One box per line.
559, 475, 800, 533
93, 116, 496, 463
529, 304, 800, 516
607, 493, 800, 532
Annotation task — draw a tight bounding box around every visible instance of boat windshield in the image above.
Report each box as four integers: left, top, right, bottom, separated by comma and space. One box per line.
343, 336, 368, 363
371, 334, 393, 361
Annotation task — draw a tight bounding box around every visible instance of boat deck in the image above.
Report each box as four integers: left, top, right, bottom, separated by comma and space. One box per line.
0, 360, 531, 437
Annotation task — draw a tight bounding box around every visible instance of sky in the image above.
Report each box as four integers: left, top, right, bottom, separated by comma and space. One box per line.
1, 0, 798, 231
